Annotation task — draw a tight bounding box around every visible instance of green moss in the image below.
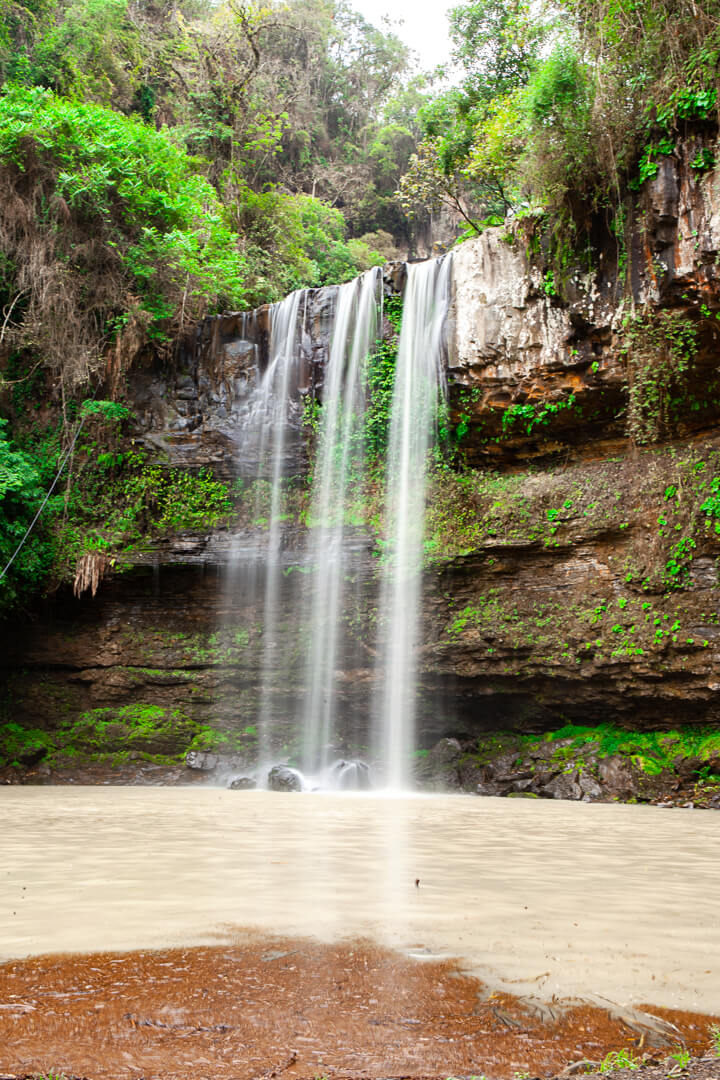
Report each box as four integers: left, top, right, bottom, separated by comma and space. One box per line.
0, 703, 217, 768
527, 723, 720, 776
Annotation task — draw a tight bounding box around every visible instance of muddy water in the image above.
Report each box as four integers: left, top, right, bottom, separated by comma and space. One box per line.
2, 788, 718, 1013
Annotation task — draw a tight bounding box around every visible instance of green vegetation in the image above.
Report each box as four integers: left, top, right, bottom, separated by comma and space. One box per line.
399, 0, 720, 306
710, 1024, 720, 1055
623, 311, 698, 445
0, 83, 248, 384
528, 724, 720, 777
598, 1049, 641, 1073
425, 444, 720, 584
0, 701, 233, 768
57, 446, 235, 573
0, 417, 61, 609
500, 395, 581, 437
0, 388, 241, 607
461, 722, 720, 807
365, 293, 402, 459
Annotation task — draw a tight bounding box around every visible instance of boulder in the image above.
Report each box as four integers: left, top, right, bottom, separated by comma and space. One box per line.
674, 754, 704, 780
578, 771, 603, 800
543, 770, 583, 801
422, 737, 464, 790
598, 755, 635, 798
327, 759, 372, 790
267, 764, 303, 792
427, 737, 463, 766
185, 751, 219, 772
482, 751, 522, 778
530, 766, 561, 792
229, 776, 256, 790
476, 780, 513, 797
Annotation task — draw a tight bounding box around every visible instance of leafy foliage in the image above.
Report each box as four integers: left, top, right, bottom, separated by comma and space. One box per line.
400, 0, 720, 235
0, 417, 58, 608
623, 311, 698, 444
0, 83, 249, 386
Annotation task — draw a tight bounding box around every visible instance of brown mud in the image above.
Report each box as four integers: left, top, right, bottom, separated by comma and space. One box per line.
0, 938, 716, 1080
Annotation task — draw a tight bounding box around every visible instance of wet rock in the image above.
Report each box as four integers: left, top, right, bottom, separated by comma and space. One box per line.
456, 757, 485, 789
530, 766, 561, 792
229, 776, 256, 790
579, 771, 603, 800
476, 780, 513, 797
416, 738, 468, 790
674, 755, 704, 780
527, 739, 573, 761
428, 736, 463, 766
328, 759, 371, 790
185, 751, 219, 772
510, 777, 535, 793
267, 764, 303, 792
481, 751, 522, 779
422, 737, 464, 790
598, 756, 634, 799
543, 770, 583, 801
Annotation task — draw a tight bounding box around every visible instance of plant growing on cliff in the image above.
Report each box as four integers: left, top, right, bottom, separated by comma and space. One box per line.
53, 447, 236, 591
365, 295, 402, 459
623, 310, 697, 444
0, 83, 250, 388
0, 418, 59, 609
500, 394, 580, 437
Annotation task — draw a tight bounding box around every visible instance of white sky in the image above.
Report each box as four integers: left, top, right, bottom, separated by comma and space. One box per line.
350, 0, 454, 73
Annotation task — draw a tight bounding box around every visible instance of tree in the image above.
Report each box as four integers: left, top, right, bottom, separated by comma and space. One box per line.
396, 0, 543, 232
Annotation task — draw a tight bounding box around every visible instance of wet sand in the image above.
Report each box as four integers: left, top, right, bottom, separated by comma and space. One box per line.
0, 938, 716, 1080
2, 787, 719, 1012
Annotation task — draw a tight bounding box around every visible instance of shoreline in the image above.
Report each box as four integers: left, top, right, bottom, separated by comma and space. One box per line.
0, 938, 717, 1080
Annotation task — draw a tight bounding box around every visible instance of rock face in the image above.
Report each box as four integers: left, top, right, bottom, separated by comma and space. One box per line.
2, 140, 720, 771
447, 138, 720, 463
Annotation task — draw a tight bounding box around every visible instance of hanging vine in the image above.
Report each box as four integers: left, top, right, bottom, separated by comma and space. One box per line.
622, 309, 698, 444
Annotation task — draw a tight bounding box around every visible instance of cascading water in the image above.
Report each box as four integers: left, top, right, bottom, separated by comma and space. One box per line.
224, 256, 453, 791
373, 255, 453, 790
301, 268, 382, 783
230, 289, 308, 775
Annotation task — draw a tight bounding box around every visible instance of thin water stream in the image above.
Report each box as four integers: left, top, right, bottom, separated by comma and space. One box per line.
374, 255, 452, 788
301, 268, 381, 780
1, 788, 718, 1014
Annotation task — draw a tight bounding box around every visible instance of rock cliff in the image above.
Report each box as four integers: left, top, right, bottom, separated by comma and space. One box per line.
3, 141, 720, 773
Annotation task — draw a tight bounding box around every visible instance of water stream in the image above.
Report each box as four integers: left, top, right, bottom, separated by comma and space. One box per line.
301, 268, 381, 783
374, 255, 453, 789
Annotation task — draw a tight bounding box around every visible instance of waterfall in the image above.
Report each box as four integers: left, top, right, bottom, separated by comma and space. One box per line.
243, 289, 308, 773
223, 256, 453, 791
373, 255, 453, 790
301, 268, 382, 782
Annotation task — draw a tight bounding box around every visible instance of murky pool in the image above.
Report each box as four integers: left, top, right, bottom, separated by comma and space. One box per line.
2, 787, 718, 1012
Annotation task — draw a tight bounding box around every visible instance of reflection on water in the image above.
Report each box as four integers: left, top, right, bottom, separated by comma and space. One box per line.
1, 788, 718, 1012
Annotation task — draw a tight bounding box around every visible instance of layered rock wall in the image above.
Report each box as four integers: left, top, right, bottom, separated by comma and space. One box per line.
3, 141, 720, 764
